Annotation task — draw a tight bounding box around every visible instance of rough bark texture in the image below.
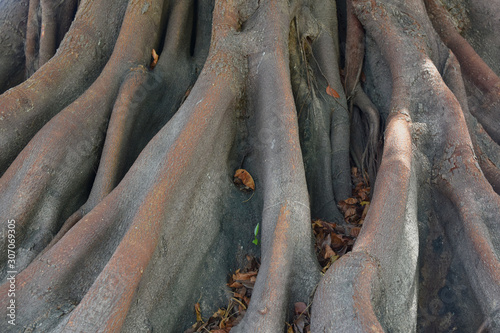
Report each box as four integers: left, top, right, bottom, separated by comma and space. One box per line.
0, 0, 499, 332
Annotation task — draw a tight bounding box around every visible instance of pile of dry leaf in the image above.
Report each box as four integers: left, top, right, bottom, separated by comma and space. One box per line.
313, 167, 370, 272
184, 256, 260, 333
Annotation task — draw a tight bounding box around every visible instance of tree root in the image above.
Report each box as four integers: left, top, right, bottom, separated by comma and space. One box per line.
25, 0, 78, 76
0, 4, 246, 329
345, 0, 381, 185
433, 53, 500, 329
442, 51, 500, 195
25, 0, 40, 77
0, 0, 128, 174
289, 9, 345, 223
0, 0, 29, 94
1, 0, 500, 332
0, 0, 165, 277
425, 0, 500, 145
231, 1, 321, 331
309, 1, 352, 202
44, 0, 203, 254
39, 0, 57, 67
351, 84, 381, 184
312, 0, 498, 331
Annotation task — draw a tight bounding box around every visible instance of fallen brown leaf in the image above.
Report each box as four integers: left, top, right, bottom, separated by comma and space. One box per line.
323, 244, 336, 259
326, 85, 340, 98
294, 302, 307, 315
344, 207, 357, 218
150, 49, 158, 69
195, 303, 203, 323
350, 227, 361, 237
344, 197, 358, 205
233, 169, 255, 192
233, 270, 258, 281
228, 281, 243, 288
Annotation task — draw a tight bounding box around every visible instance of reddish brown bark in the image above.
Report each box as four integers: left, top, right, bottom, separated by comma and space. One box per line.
425, 0, 500, 145
313, 0, 500, 331
0, 0, 128, 174
39, 0, 57, 67
25, 0, 40, 77
0, 0, 164, 269
0, 0, 500, 332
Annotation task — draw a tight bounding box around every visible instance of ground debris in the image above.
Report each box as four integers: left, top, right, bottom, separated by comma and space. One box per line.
313, 167, 370, 272
286, 301, 311, 333
184, 256, 260, 333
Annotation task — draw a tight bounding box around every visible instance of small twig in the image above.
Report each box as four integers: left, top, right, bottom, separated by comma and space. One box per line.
231, 297, 247, 310
242, 191, 255, 203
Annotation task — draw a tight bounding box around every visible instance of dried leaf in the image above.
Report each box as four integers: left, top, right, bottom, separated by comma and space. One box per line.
195, 303, 203, 323
233, 169, 255, 191
294, 302, 308, 315
228, 281, 243, 288
236, 286, 247, 296
321, 233, 332, 249
239, 280, 256, 289
344, 197, 358, 205
312, 219, 335, 234
331, 233, 345, 249
233, 271, 258, 281
321, 254, 339, 273
323, 244, 336, 259
294, 320, 306, 332
312, 220, 323, 229
337, 201, 350, 212
350, 227, 361, 237
150, 49, 159, 69
326, 85, 340, 98
215, 308, 226, 318
344, 207, 357, 218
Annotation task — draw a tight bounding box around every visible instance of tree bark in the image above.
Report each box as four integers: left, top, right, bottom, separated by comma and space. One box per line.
0, 0, 499, 332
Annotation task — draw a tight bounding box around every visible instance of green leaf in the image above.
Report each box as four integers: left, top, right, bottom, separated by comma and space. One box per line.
252, 223, 260, 245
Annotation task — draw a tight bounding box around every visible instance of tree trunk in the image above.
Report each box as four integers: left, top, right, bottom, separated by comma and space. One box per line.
0, 0, 499, 331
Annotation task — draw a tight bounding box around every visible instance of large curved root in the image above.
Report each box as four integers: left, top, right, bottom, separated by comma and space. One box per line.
345, 0, 381, 185
232, 1, 321, 331
311, 0, 486, 330
1, 0, 500, 332
0, 0, 29, 93
0, 8, 246, 329
0, 0, 128, 174
0, 0, 164, 277
425, 0, 500, 145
